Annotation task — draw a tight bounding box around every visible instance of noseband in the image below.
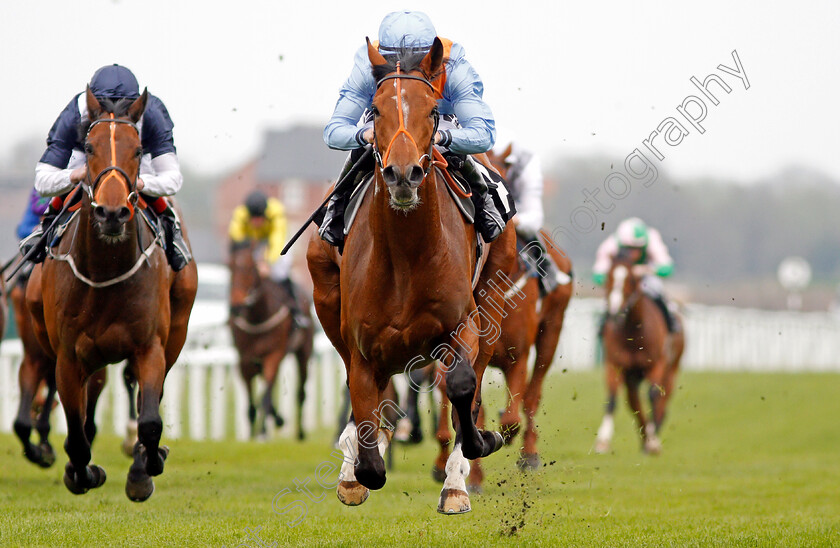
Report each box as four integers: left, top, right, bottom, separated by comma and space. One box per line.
84, 114, 140, 218
372, 63, 440, 179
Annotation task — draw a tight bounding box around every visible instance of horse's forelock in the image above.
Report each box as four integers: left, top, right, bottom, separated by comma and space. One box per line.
78, 97, 136, 140
371, 47, 443, 83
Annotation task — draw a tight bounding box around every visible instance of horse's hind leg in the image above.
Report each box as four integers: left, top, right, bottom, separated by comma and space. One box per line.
595, 363, 621, 454
56, 361, 106, 495
294, 337, 312, 441
467, 405, 485, 494
14, 357, 52, 467
34, 375, 57, 467
125, 346, 169, 502
259, 351, 284, 439
432, 372, 452, 483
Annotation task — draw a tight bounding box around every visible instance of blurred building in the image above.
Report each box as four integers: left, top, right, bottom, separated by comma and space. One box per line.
215, 125, 346, 287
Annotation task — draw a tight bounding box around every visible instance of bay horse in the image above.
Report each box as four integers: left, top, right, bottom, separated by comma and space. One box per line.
307, 38, 517, 514
424, 145, 574, 491
228, 242, 313, 439
27, 87, 197, 500
594, 253, 684, 454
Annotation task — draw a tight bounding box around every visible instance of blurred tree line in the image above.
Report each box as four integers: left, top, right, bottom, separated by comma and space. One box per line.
543, 156, 840, 288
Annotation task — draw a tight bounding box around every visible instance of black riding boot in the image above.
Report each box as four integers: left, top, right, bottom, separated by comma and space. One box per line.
519, 231, 562, 297
452, 153, 510, 242
651, 294, 678, 333
279, 278, 309, 329
157, 204, 192, 272
317, 147, 373, 249
19, 200, 62, 264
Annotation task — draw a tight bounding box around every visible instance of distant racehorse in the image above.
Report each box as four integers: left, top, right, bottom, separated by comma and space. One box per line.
423, 146, 574, 491
307, 38, 517, 514
228, 242, 313, 439
594, 253, 685, 454
28, 87, 197, 500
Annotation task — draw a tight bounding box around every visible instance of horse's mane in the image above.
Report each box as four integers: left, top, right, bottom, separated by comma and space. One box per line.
78, 97, 136, 140
371, 45, 445, 83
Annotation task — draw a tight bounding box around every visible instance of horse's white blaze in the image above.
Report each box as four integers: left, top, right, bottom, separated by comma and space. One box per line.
441, 443, 470, 491
596, 414, 614, 443
401, 88, 409, 120
609, 266, 627, 314
337, 422, 358, 482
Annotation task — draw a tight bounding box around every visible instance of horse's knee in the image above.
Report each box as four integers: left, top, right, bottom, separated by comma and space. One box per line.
138, 417, 163, 447
445, 363, 476, 403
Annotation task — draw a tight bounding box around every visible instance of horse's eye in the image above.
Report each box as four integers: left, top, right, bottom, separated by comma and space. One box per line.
135, 147, 144, 158
370, 106, 380, 117
84, 143, 94, 155
430, 107, 438, 118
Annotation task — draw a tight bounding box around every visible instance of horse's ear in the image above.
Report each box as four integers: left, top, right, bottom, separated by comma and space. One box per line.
420, 37, 444, 79
367, 37, 387, 67
128, 88, 148, 123
85, 85, 102, 120
502, 142, 513, 160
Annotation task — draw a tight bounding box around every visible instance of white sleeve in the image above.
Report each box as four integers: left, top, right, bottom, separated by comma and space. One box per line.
139, 152, 183, 197
34, 150, 86, 197
592, 237, 618, 275
513, 155, 544, 233
645, 228, 673, 267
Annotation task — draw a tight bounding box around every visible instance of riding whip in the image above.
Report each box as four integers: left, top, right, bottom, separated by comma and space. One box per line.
281, 145, 373, 255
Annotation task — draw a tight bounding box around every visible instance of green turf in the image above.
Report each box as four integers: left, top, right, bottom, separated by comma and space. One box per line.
1, 371, 838, 547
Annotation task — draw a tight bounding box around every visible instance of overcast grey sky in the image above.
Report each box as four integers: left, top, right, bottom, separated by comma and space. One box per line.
1, 0, 838, 183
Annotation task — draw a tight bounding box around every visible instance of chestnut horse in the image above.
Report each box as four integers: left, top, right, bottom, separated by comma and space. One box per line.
307, 38, 517, 514
425, 145, 574, 491
27, 87, 197, 500
229, 243, 313, 439
594, 254, 684, 454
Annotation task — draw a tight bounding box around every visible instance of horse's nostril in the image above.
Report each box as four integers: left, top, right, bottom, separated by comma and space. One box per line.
93, 205, 107, 221
117, 206, 132, 222
408, 165, 425, 186
382, 166, 399, 186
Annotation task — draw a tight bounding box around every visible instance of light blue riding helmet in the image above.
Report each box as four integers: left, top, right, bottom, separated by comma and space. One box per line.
378, 10, 437, 54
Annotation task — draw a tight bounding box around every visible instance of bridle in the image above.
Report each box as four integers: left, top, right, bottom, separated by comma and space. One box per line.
83, 113, 140, 219
372, 62, 440, 180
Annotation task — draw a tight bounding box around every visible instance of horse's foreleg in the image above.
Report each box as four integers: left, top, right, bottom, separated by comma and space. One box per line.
294, 343, 311, 441
121, 365, 138, 457
437, 442, 471, 514
259, 351, 284, 439
126, 345, 168, 502
14, 356, 47, 467
645, 358, 668, 454
347, 358, 388, 491
499, 358, 526, 446
595, 363, 621, 454
432, 370, 451, 483
523, 291, 568, 461
56, 360, 106, 495
84, 368, 107, 446
445, 343, 503, 462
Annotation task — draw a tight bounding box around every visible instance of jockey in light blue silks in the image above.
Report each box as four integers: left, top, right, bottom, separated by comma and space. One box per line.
317, 10, 514, 249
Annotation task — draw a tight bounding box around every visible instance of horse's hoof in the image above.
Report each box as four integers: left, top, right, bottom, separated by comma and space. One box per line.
146, 446, 169, 476
594, 439, 611, 454
467, 483, 483, 495
355, 465, 386, 490
394, 417, 413, 443
644, 437, 662, 455
63, 464, 88, 495
336, 481, 369, 506
431, 466, 447, 484
437, 488, 471, 514
38, 442, 56, 468
517, 453, 540, 471
89, 465, 107, 489
500, 422, 521, 445
126, 474, 155, 502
